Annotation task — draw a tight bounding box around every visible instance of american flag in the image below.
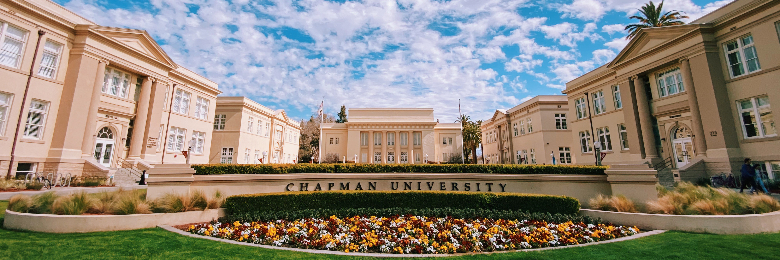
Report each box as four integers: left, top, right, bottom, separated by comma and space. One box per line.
318, 100, 323, 118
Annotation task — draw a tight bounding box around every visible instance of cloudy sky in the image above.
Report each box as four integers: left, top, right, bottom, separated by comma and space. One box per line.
55, 0, 732, 122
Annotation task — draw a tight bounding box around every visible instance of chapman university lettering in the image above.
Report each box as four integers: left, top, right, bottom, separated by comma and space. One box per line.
285, 182, 508, 192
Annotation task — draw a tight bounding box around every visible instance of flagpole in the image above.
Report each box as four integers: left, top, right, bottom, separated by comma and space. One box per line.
459, 99, 465, 164
318, 99, 323, 164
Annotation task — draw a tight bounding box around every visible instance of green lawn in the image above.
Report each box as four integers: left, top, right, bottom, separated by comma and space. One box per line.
1, 200, 780, 259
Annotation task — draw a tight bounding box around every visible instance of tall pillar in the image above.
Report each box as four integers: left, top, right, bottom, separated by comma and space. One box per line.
81, 60, 108, 157
381, 131, 387, 164
680, 57, 708, 157
408, 131, 414, 164
128, 77, 155, 159
368, 130, 374, 163
633, 76, 658, 159
141, 80, 166, 159
395, 131, 400, 164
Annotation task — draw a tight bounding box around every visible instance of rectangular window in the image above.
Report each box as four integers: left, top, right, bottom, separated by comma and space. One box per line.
555, 114, 567, 130
257, 120, 262, 135
387, 133, 395, 145
16, 163, 36, 178
0, 23, 27, 68
191, 131, 205, 154
520, 120, 525, 135
220, 148, 234, 164
725, 35, 761, 78
37, 40, 62, 78
172, 89, 191, 115
559, 147, 572, 164
163, 86, 170, 109
23, 100, 48, 139
374, 152, 382, 164
415, 152, 421, 163
442, 137, 447, 145
597, 127, 613, 151
400, 132, 408, 146
575, 97, 587, 119
265, 123, 270, 136
530, 149, 536, 164
254, 150, 260, 164
527, 118, 533, 133
448, 137, 453, 145
244, 149, 250, 164
247, 116, 253, 132
413, 132, 421, 146
513, 123, 518, 136
102, 68, 132, 98
656, 68, 685, 98
194, 97, 209, 120
335, 137, 339, 144
361, 153, 367, 163
612, 85, 622, 109
0, 92, 11, 136
157, 124, 164, 152
360, 132, 368, 146
374, 132, 382, 146
579, 131, 592, 153
592, 90, 605, 115
442, 153, 448, 162
213, 114, 226, 130
619, 124, 629, 150
738, 96, 776, 138
166, 126, 186, 152
400, 152, 408, 164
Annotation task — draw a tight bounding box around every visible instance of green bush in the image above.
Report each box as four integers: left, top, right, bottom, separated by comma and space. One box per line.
221, 207, 600, 224
224, 191, 580, 217
8, 195, 32, 213
193, 163, 606, 175
52, 192, 94, 215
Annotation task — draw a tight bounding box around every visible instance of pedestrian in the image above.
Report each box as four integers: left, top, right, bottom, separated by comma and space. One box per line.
740, 158, 755, 193
139, 170, 146, 185
754, 164, 770, 194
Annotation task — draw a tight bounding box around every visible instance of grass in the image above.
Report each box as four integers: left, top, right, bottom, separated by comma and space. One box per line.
2, 200, 780, 259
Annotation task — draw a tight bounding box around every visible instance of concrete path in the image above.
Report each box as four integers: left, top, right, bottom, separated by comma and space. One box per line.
0, 185, 146, 200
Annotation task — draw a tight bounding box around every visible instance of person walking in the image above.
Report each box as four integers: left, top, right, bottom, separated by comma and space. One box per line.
754, 164, 770, 194
740, 158, 755, 193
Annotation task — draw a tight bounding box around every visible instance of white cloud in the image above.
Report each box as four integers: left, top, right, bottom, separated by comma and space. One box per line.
554, 0, 733, 22
476, 46, 506, 63
592, 49, 616, 64
539, 22, 602, 48
504, 57, 543, 72
604, 37, 630, 51
602, 24, 625, 35
559, 0, 606, 21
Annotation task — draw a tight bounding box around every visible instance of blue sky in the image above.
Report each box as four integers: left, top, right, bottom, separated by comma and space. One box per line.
55, 0, 732, 122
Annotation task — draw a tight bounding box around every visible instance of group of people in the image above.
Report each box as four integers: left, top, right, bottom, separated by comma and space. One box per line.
740, 158, 771, 195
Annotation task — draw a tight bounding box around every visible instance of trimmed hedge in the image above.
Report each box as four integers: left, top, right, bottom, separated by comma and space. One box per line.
224, 191, 581, 217
220, 207, 600, 224
193, 163, 606, 175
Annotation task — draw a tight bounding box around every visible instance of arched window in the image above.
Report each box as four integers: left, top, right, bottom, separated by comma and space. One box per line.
97, 127, 113, 139
673, 126, 692, 140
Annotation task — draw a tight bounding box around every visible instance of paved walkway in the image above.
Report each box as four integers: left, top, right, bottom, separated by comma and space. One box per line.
0, 185, 146, 200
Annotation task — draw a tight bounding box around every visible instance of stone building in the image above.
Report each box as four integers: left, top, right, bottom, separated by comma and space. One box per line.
321, 108, 463, 164
481, 95, 573, 165
209, 96, 301, 164
563, 0, 780, 182
0, 0, 219, 178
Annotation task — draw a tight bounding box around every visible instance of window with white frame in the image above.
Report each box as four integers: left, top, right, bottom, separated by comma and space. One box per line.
656, 68, 685, 98
513, 123, 518, 136
156, 124, 164, 152
413, 132, 421, 146
738, 96, 776, 138
254, 150, 260, 164
0, 92, 11, 136
724, 34, 761, 78
597, 127, 613, 151
442, 137, 447, 145
592, 90, 605, 115
247, 116, 254, 132
579, 131, 592, 153
555, 114, 567, 130
0, 23, 28, 68
265, 122, 270, 136
37, 41, 62, 78
361, 153, 367, 163
102, 68, 132, 98
23, 100, 48, 139
163, 86, 170, 109
172, 89, 191, 115
400, 152, 408, 164
618, 124, 629, 150
220, 148, 233, 164
244, 149, 250, 164
520, 120, 525, 135
401, 132, 408, 146
374, 132, 382, 146
441, 153, 448, 162
612, 85, 622, 109
194, 97, 209, 120
166, 127, 186, 152
335, 137, 339, 144
415, 152, 421, 163
257, 120, 262, 135
213, 114, 226, 130
575, 97, 586, 119
527, 118, 533, 133
559, 147, 572, 164
388, 133, 395, 145
374, 152, 382, 163
360, 132, 368, 146
191, 131, 205, 154
329, 137, 334, 145
530, 149, 536, 164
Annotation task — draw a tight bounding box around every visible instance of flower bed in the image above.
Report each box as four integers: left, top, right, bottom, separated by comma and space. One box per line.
192, 163, 606, 175
185, 215, 639, 254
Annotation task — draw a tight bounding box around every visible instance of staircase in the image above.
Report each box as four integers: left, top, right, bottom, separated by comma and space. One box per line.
107, 146, 145, 186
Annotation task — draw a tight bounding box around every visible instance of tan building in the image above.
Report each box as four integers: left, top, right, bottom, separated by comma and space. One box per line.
321, 108, 463, 164
563, 0, 780, 182
209, 96, 301, 164
0, 0, 220, 178
481, 95, 573, 165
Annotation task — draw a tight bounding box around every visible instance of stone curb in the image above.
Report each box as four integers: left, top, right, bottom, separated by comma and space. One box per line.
581, 209, 780, 234
160, 225, 666, 257
0, 186, 146, 200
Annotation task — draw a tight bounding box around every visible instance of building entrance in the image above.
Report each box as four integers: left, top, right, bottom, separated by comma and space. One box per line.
93, 127, 115, 167
672, 126, 694, 168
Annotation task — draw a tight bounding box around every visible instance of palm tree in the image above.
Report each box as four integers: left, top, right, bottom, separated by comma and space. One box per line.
625, 1, 688, 40
456, 115, 482, 164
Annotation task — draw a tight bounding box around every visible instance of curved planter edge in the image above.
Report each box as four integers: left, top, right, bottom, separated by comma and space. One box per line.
580, 209, 780, 234
3, 209, 226, 233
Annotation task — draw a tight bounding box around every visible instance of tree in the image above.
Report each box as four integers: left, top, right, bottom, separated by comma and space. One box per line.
336, 105, 348, 123
298, 113, 335, 163
456, 115, 482, 164
625, 1, 688, 40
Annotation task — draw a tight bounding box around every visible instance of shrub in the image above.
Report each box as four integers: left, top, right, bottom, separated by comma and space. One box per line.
52, 192, 94, 215
748, 195, 780, 214
224, 191, 580, 217
71, 176, 110, 187
192, 163, 607, 175
114, 191, 151, 215
588, 194, 638, 213
190, 190, 208, 210
8, 195, 32, 213
206, 190, 224, 209
26, 181, 44, 190
150, 190, 219, 213
31, 191, 59, 214
0, 179, 26, 191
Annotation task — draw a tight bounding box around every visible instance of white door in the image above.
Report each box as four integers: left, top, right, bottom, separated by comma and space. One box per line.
93, 127, 115, 167
671, 126, 694, 168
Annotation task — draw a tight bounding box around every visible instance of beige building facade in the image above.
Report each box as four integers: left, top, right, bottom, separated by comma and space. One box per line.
563, 0, 780, 182
0, 0, 220, 178
481, 95, 573, 165
321, 108, 463, 164
209, 97, 301, 164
